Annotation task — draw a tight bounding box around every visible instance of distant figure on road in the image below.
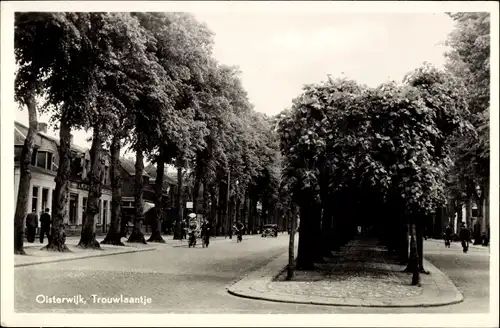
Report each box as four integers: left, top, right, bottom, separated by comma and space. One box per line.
39, 208, 52, 244
25, 209, 38, 243
201, 219, 211, 247
459, 223, 471, 253
444, 224, 452, 248
234, 220, 244, 242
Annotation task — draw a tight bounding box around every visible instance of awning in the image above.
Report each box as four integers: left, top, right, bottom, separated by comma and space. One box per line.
143, 201, 155, 214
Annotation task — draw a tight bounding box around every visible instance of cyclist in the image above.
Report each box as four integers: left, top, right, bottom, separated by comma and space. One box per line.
234, 220, 245, 242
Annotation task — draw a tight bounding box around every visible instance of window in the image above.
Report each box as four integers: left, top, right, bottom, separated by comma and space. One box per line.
103, 200, 108, 225
69, 194, 78, 224
31, 186, 39, 213
41, 188, 49, 212
36, 151, 47, 168
82, 197, 87, 220
35, 151, 53, 170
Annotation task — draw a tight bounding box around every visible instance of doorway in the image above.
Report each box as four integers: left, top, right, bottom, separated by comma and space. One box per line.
69, 193, 78, 225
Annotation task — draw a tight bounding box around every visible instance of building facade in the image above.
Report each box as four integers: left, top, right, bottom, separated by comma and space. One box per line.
15, 121, 112, 235
15, 121, 177, 236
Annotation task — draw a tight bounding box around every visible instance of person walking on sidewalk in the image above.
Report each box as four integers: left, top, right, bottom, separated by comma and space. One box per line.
444, 224, 452, 248
459, 222, 471, 253
25, 209, 38, 243
39, 208, 52, 244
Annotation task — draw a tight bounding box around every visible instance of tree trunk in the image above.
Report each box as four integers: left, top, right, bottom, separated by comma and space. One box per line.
457, 201, 463, 234
296, 201, 316, 270
194, 172, 202, 215
243, 190, 249, 230
14, 94, 38, 255
466, 193, 473, 235
148, 152, 166, 243
43, 120, 71, 252
78, 127, 103, 249
210, 187, 218, 236
311, 205, 325, 263
416, 217, 429, 274
202, 180, 209, 220
225, 171, 231, 237
484, 179, 489, 244
217, 181, 225, 236
473, 191, 483, 245
173, 161, 184, 240
320, 204, 333, 257
286, 204, 298, 280
235, 197, 241, 224
447, 198, 456, 233
404, 217, 421, 285
127, 135, 147, 244
102, 135, 124, 246
398, 223, 409, 264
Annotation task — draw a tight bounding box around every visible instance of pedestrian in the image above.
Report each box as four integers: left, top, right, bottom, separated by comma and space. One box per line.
39, 208, 52, 244
444, 224, 452, 248
201, 219, 211, 247
25, 209, 38, 243
459, 222, 471, 253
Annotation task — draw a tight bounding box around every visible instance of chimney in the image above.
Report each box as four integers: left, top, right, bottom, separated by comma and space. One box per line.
38, 122, 48, 134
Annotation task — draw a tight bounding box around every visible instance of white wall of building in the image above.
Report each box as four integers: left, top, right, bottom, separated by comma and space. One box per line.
14, 168, 111, 229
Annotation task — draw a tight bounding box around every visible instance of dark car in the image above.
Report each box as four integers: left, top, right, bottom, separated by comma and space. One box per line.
261, 224, 278, 237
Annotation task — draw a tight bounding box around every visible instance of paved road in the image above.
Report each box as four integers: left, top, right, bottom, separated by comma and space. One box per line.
15, 235, 490, 314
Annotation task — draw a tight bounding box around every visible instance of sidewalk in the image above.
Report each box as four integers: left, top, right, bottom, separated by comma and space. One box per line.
16, 233, 260, 267
228, 236, 464, 308
426, 238, 490, 251
16, 235, 163, 268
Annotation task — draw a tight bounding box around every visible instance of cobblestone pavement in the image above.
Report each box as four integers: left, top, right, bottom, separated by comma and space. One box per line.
14, 234, 492, 314
269, 239, 424, 300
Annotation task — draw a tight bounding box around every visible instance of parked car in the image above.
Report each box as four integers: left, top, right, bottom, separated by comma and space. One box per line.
261, 224, 278, 237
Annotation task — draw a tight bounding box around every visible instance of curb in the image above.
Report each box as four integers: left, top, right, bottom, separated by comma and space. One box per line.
228, 251, 464, 308
426, 239, 489, 251
15, 247, 157, 268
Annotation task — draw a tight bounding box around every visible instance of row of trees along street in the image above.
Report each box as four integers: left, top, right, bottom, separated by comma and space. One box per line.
277, 12, 490, 285
13, 12, 490, 287
14, 12, 281, 254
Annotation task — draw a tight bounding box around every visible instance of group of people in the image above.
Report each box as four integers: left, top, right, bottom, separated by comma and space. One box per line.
182, 214, 246, 247
25, 208, 52, 244
444, 222, 471, 253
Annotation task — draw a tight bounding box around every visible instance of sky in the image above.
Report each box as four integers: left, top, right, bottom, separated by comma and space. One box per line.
15, 12, 456, 155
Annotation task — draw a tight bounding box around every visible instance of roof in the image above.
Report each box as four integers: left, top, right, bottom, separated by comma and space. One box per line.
144, 164, 177, 185
119, 157, 150, 178
15, 121, 139, 176
15, 121, 85, 154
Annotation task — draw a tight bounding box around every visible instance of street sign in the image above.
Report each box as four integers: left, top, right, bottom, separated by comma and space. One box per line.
186, 202, 193, 209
